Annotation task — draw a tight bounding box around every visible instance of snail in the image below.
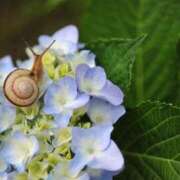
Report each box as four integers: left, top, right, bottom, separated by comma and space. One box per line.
3, 40, 55, 107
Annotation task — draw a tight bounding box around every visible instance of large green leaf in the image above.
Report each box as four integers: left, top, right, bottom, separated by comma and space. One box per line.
87, 36, 146, 94
175, 39, 180, 105
80, 0, 180, 107
113, 102, 180, 179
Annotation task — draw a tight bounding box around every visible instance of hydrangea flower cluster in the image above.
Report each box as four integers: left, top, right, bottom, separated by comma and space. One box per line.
0, 25, 125, 180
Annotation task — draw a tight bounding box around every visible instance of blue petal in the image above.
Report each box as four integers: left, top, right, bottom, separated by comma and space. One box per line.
76, 64, 89, 90
53, 111, 73, 128
38, 35, 52, 48
97, 80, 124, 106
69, 153, 92, 178
0, 56, 14, 86
0, 132, 39, 172
71, 126, 113, 154
78, 173, 90, 180
83, 66, 106, 91
88, 141, 124, 171
38, 25, 79, 55
53, 25, 79, 44
55, 76, 78, 102
80, 50, 96, 68
87, 168, 118, 180
44, 76, 78, 114
0, 172, 8, 179
43, 84, 62, 114
65, 94, 89, 109
0, 105, 16, 133
87, 98, 125, 125
67, 50, 96, 73
0, 56, 14, 71
17, 58, 33, 70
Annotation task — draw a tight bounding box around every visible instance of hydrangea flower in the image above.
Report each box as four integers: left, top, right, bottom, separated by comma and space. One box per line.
0, 25, 126, 179
0, 89, 16, 133
48, 160, 90, 180
0, 56, 14, 87
70, 126, 124, 177
0, 104, 16, 133
52, 127, 72, 147
38, 25, 80, 56
43, 76, 89, 128
86, 168, 119, 180
66, 50, 96, 73
76, 64, 124, 105
87, 98, 125, 125
0, 132, 39, 172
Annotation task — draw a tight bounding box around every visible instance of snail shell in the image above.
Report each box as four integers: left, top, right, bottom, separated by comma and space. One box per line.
3, 69, 39, 107
3, 40, 55, 107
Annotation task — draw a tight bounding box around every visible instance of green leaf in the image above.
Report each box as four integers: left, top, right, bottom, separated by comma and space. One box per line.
80, 0, 180, 107
113, 101, 180, 179
175, 39, 180, 106
87, 36, 146, 94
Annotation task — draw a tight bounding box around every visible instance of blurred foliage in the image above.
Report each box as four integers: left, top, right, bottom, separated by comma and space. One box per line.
0, 0, 88, 59
80, 0, 180, 107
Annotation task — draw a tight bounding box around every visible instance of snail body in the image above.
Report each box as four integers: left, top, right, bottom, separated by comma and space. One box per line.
3, 41, 55, 107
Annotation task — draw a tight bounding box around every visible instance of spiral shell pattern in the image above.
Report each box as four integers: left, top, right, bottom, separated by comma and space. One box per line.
3, 69, 39, 107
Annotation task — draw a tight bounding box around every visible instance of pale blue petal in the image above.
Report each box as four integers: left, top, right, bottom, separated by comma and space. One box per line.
48, 159, 89, 180
0, 172, 8, 180
67, 50, 96, 73
58, 42, 78, 55
88, 141, 124, 171
38, 25, 79, 55
77, 173, 90, 180
76, 64, 89, 90
44, 76, 77, 114
38, 35, 52, 47
87, 168, 117, 180
97, 80, 124, 106
43, 84, 62, 114
87, 98, 125, 125
0, 132, 39, 172
82, 67, 107, 92
55, 76, 77, 102
0, 105, 16, 133
43, 104, 60, 115
17, 58, 33, 70
53, 111, 73, 128
80, 50, 96, 68
65, 94, 89, 109
0, 56, 14, 70
0, 90, 14, 106
0, 56, 14, 86
71, 126, 113, 154
0, 158, 7, 173
53, 25, 79, 44
69, 153, 92, 177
